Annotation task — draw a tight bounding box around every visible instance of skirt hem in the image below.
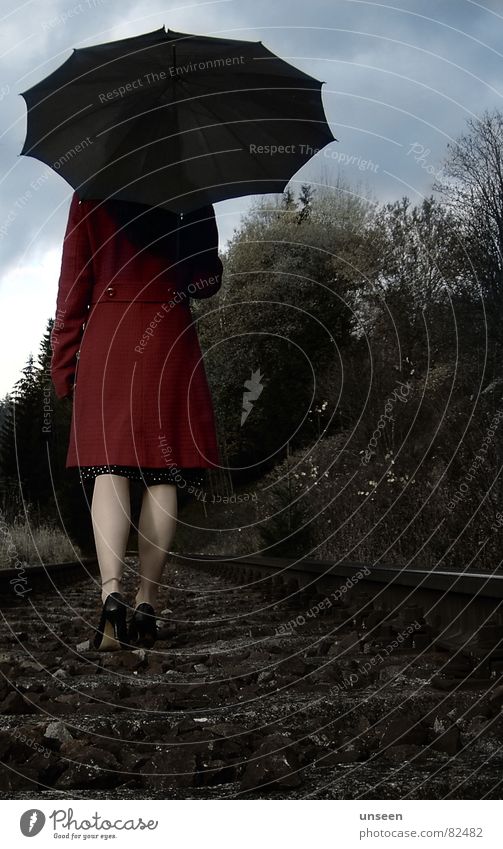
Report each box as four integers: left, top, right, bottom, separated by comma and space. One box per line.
77, 464, 207, 488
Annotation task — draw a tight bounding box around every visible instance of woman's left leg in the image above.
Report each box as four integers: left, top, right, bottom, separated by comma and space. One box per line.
91, 473, 131, 603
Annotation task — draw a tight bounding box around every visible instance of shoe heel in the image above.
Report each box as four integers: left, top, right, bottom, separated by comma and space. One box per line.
97, 619, 121, 651
94, 592, 128, 652
128, 603, 157, 648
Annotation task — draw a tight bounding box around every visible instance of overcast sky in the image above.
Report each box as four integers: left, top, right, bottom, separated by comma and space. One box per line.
1, 0, 503, 397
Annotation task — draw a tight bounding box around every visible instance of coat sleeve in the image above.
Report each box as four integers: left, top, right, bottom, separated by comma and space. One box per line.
179, 204, 223, 299
50, 193, 95, 400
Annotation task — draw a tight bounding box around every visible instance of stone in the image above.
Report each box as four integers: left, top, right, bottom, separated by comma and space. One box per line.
378, 744, 433, 765
55, 745, 122, 790
0, 691, 39, 715
141, 750, 197, 789
239, 733, 302, 792
53, 668, 68, 680
328, 631, 361, 657
19, 660, 42, 673
430, 724, 461, 755
320, 741, 363, 765
467, 715, 490, 735
157, 621, 176, 639
54, 693, 81, 706
431, 675, 461, 691
117, 681, 132, 699
412, 632, 431, 650
44, 721, 73, 747
0, 764, 39, 792
379, 716, 428, 748
6, 723, 52, 763
47, 700, 74, 716
132, 648, 147, 662
0, 731, 11, 760
277, 656, 308, 677
489, 685, 503, 710
101, 651, 148, 671
311, 636, 335, 656
365, 610, 389, 629
378, 665, 405, 684
197, 758, 237, 786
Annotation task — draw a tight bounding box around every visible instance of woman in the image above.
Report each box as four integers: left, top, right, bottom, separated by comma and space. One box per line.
50, 192, 223, 651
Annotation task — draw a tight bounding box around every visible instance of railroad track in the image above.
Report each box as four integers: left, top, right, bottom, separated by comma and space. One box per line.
0, 552, 502, 800
171, 552, 503, 661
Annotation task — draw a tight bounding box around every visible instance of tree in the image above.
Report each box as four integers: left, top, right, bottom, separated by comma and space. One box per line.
198, 182, 380, 478
434, 108, 503, 352
0, 320, 95, 551
297, 183, 313, 223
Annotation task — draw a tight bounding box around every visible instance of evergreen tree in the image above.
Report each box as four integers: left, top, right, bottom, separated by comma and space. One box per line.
0, 320, 94, 551
0, 354, 45, 507
297, 183, 313, 223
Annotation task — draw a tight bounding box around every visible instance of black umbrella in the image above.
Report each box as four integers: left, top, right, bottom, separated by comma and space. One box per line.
19, 26, 336, 214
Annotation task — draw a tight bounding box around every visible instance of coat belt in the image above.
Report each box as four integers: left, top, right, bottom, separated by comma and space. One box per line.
90, 280, 179, 304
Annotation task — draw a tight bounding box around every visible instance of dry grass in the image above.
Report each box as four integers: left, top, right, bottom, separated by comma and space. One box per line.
0, 513, 82, 569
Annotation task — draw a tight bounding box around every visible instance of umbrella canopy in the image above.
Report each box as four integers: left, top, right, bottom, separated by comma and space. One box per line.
19, 27, 336, 214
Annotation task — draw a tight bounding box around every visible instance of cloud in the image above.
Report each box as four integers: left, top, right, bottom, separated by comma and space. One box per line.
1, 0, 502, 394
0, 248, 60, 398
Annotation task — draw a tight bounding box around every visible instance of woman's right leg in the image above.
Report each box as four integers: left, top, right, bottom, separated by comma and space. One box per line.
136, 483, 178, 608
91, 473, 131, 603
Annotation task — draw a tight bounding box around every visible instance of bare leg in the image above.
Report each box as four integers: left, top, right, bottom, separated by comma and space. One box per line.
91, 474, 131, 603
136, 483, 178, 608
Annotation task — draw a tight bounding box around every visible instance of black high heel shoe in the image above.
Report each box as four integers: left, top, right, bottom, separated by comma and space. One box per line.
93, 592, 129, 651
128, 603, 157, 648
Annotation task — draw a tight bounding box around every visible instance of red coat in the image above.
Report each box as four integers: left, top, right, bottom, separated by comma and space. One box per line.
50, 192, 223, 470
